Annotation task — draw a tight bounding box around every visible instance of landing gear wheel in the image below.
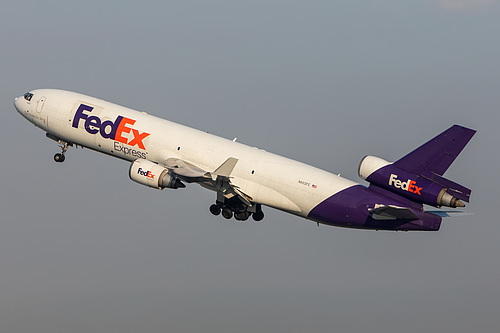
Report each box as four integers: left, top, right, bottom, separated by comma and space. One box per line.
252, 211, 264, 222
234, 212, 251, 221
54, 153, 65, 163
221, 208, 233, 219
53, 139, 71, 163
209, 204, 221, 216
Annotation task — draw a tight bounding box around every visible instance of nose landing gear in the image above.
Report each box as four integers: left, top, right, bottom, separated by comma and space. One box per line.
54, 153, 65, 162
46, 133, 74, 163
54, 141, 71, 163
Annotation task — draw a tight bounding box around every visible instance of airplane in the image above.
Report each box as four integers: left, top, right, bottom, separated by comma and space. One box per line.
14, 89, 476, 231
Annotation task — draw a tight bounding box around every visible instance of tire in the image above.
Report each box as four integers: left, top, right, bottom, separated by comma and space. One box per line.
252, 211, 264, 222
235, 212, 250, 221
209, 204, 221, 216
54, 153, 65, 163
221, 208, 233, 219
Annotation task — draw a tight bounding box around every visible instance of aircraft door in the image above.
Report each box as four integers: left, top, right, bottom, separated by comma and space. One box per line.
36, 96, 46, 113
32, 96, 48, 129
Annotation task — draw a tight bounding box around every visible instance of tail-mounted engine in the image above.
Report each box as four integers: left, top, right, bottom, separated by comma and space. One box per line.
358, 156, 469, 208
129, 159, 185, 189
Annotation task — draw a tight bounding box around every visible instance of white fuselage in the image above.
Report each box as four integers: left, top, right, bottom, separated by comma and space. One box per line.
15, 89, 359, 220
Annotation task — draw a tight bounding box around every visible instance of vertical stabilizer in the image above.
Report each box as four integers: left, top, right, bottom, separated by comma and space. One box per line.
393, 125, 476, 177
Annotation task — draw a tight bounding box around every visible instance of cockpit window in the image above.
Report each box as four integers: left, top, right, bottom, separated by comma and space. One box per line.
24, 92, 33, 101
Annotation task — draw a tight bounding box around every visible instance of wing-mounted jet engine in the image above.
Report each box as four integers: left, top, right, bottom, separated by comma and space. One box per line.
129, 159, 185, 189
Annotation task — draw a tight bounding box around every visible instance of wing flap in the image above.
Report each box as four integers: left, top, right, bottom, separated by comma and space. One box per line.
162, 156, 253, 206
161, 158, 208, 178
212, 157, 239, 177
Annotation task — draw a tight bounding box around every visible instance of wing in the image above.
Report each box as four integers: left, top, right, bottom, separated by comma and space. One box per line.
160, 157, 253, 207
161, 157, 208, 179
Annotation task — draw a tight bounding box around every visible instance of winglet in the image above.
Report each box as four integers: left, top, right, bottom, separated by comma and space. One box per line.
212, 157, 239, 177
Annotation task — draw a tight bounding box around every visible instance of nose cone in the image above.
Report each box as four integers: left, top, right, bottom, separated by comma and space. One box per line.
14, 94, 32, 122
14, 95, 24, 114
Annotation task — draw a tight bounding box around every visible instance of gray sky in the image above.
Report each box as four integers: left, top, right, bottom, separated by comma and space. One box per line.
1, 1, 499, 332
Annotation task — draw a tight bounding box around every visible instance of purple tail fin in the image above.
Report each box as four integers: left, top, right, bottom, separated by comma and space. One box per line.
393, 125, 476, 177
391, 125, 475, 203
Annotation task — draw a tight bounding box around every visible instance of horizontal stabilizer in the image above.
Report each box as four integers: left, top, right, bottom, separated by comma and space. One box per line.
427, 211, 473, 218
394, 125, 476, 177
370, 205, 419, 221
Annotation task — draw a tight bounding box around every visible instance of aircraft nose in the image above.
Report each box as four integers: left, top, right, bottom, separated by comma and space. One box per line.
14, 94, 29, 116
14, 96, 22, 113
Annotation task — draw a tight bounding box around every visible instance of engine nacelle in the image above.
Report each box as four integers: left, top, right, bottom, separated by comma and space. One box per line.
129, 159, 185, 189
358, 156, 465, 208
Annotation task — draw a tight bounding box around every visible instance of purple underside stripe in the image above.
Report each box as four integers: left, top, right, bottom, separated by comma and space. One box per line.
307, 185, 442, 231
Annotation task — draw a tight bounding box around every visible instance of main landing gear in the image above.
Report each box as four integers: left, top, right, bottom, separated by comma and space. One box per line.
46, 133, 74, 163
209, 201, 264, 222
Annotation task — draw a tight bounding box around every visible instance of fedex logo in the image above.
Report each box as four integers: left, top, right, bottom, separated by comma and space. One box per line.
137, 168, 155, 179
388, 174, 422, 195
72, 104, 150, 149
